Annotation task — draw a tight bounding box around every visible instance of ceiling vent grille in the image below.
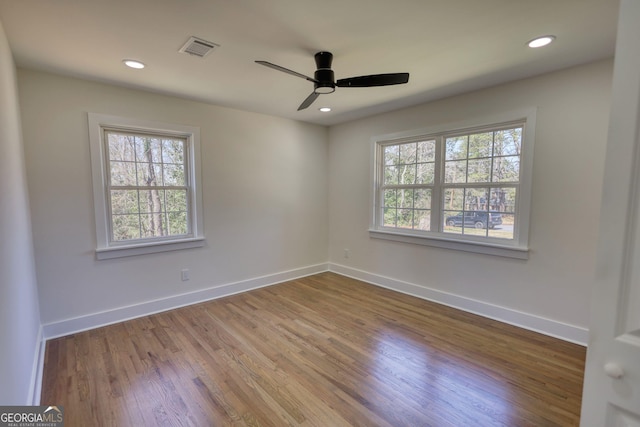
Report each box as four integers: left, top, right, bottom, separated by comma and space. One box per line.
179, 36, 219, 58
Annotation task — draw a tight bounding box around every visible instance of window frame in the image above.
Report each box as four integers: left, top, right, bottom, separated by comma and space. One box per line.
88, 113, 205, 260
369, 109, 536, 259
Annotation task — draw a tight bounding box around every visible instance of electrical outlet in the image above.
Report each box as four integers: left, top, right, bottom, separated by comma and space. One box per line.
181, 269, 190, 281
344, 249, 350, 259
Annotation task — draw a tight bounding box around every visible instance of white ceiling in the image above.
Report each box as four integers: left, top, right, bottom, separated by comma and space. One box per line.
0, 0, 619, 126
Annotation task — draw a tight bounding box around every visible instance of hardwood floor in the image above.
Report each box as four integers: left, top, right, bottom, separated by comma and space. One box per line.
41, 272, 586, 426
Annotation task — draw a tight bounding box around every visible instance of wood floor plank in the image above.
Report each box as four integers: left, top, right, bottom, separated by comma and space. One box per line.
42, 272, 586, 426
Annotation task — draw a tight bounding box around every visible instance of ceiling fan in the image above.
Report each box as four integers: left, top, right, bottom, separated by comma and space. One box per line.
255, 51, 410, 111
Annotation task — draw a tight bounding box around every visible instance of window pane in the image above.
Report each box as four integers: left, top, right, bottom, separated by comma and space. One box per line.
383, 208, 397, 227
446, 136, 467, 160
443, 188, 464, 211
162, 139, 185, 164
489, 213, 514, 239
415, 210, 431, 231
135, 136, 162, 163
384, 165, 398, 185
492, 156, 520, 182
166, 190, 187, 213
398, 164, 416, 185
398, 189, 414, 209
383, 189, 397, 208
140, 213, 167, 238
399, 142, 417, 164
108, 134, 136, 162
110, 161, 137, 186
465, 188, 489, 211
168, 211, 188, 235
137, 163, 163, 187
444, 160, 466, 183
397, 209, 413, 229
417, 162, 434, 184
417, 140, 435, 162
112, 214, 140, 241
490, 187, 517, 213
414, 189, 432, 209
163, 163, 186, 186
467, 158, 491, 183
110, 190, 139, 215
443, 211, 463, 234
468, 132, 493, 158
494, 128, 522, 156
384, 145, 399, 166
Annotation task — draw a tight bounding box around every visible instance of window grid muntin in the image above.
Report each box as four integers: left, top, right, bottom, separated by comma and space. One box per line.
377, 121, 524, 241
104, 128, 192, 244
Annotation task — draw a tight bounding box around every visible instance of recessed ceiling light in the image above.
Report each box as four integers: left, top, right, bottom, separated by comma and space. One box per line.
319, 107, 331, 112
123, 59, 145, 69
527, 35, 556, 48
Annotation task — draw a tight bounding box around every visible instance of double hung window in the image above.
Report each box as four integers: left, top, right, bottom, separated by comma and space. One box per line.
88, 114, 204, 259
371, 111, 535, 258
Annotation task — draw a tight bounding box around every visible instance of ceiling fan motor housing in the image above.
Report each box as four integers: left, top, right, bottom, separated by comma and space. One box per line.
313, 52, 335, 94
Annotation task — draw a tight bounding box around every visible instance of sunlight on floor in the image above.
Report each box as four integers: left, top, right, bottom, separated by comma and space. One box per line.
370, 326, 515, 424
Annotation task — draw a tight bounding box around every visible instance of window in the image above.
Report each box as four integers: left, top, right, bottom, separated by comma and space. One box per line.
88, 113, 204, 259
371, 110, 535, 259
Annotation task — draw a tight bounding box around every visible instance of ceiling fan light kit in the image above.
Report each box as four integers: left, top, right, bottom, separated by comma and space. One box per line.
256, 51, 409, 111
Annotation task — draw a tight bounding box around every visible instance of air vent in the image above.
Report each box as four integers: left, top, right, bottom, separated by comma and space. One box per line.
179, 36, 219, 58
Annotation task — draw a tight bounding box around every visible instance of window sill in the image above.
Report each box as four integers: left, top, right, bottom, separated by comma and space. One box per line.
95, 237, 205, 260
369, 229, 529, 259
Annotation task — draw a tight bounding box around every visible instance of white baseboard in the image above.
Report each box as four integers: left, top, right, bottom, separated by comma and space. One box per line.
329, 263, 588, 346
42, 263, 329, 340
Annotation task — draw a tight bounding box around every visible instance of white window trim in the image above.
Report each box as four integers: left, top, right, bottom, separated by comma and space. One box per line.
88, 113, 205, 260
369, 108, 536, 259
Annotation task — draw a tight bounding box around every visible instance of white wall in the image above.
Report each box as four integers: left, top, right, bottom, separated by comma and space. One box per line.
17, 70, 328, 332
328, 60, 613, 343
0, 20, 42, 404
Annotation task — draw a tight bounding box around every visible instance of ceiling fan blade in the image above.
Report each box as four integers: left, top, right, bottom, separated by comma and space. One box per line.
298, 92, 320, 111
336, 73, 410, 88
255, 61, 317, 83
